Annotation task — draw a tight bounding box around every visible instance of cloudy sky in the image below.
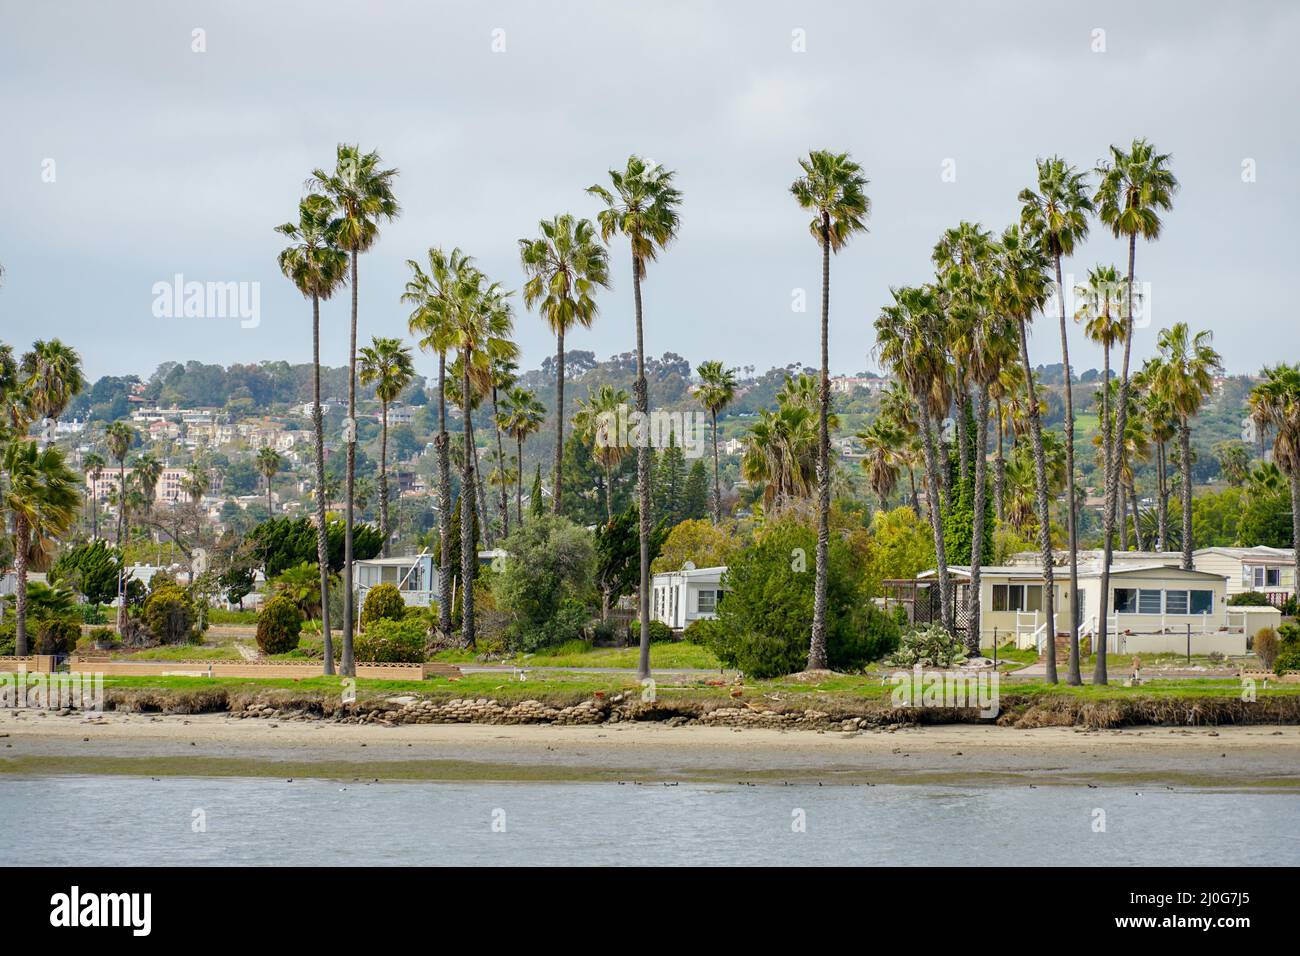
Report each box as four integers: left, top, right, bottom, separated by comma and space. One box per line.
2, 0, 1296, 383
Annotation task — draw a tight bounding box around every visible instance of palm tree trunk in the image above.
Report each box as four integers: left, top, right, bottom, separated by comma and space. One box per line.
553, 326, 565, 515
435, 352, 453, 638
1130, 477, 1144, 550
461, 362, 477, 647
918, 402, 954, 634
91, 488, 98, 541
908, 466, 920, 516
491, 385, 509, 539
311, 292, 333, 674
955, 385, 969, 488
1018, 314, 1058, 683
1290, 470, 1300, 603
339, 249, 359, 677
379, 402, 390, 556
468, 416, 492, 549
1054, 256, 1081, 685
968, 383, 990, 656
711, 409, 721, 524
633, 255, 652, 681
14, 518, 29, 656
809, 213, 832, 672
1156, 441, 1169, 551
116, 462, 128, 634
1119, 480, 1129, 550
605, 461, 614, 522
516, 435, 525, 527
266, 473, 273, 517
994, 400, 1006, 523
1180, 419, 1194, 570
1095, 233, 1138, 686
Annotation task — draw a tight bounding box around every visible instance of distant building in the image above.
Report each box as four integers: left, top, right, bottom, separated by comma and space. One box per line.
650, 564, 727, 630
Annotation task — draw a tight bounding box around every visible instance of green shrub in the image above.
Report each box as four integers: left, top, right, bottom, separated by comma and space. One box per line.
1254, 627, 1279, 669
361, 583, 407, 629
649, 620, 674, 643
88, 626, 117, 648
683, 618, 723, 646
0, 621, 15, 656
32, 618, 80, 656
353, 617, 427, 663
1275, 623, 1300, 675
492, 516, 596, 651
139, 584, 201, 645
256, 595, 304, 655
1228, 591, 1272, 606
892, 623, 966, 668
589, 619, 620, 645
1281, 595, 1298, 617
721, 630, 807, 679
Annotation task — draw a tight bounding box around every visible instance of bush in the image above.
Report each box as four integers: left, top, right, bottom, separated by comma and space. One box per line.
712, 515, 894, 677
32, 618, 80, 656
1254, 627, 1279, 669
624, 619, 676, 645
892, 623, 966, 668
139, 584, 201, 645
1281, 595, 1298, 617
88, 626, 117, 649
1228, 591, 1272, 606
683, 618, 723, 646
1274, 623, 1300, 676
589, 619, 620, 645
353, 617, 428, 663
492, 515, 596, 652
256, 595, 304, 655
361, 583, 406, 629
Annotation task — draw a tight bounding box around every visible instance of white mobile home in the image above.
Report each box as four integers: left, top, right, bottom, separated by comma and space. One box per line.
650, 564, 727, 631
1193, 547, 1295, 606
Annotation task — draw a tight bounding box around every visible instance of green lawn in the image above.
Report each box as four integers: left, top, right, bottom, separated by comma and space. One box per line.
431, 640, 722, 670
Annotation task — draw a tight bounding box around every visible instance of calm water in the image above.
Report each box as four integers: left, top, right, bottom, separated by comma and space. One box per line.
4, 775, 1297, 866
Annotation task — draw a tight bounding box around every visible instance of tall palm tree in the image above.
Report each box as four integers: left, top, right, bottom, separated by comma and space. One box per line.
488, 358, 518, 537
2, 441, 79, 655
277, 192, 348, 671
694, 361, 738, 524
20, 339, 85, 446
994, 224, 1059, 682
1149, 324, 1222, 569
518, 213, 610, 516
589, 155, 682, 680
857, 416, 905, 512
256, 446, 282, 517
132, 453, 162, 526
104, 420, 133, 632
308, 144, 400, 677
1092, 138, 1178, 685
445, 268, 517, 647
741, 401, 819, 509
1249, 365, 1300, 598
83, 452, 105, 539
499, 385, 547, 527
1019, 157, 1093, 683
404, 247, 473, 639
572, 383, 632, 522
790, 149, 870, 672
1075, 264, 1127, 551
358, 336, 415, 554
876, 284, 955, 633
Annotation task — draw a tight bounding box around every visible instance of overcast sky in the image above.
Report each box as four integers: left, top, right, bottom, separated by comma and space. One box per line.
2, 0, 1296, 384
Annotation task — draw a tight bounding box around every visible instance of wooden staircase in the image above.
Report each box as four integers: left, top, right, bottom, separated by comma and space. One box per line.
1037, 633, 1072, 662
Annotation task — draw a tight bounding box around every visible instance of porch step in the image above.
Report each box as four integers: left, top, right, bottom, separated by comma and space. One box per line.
1037, 633, 1074, 661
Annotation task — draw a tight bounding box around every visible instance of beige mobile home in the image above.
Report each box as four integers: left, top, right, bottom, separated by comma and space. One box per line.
1193, 547, 1295, 605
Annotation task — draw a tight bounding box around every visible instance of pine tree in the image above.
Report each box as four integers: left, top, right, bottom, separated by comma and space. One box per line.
683, 459, 709, 521
653, 430, 687, 526
529, 463, 544, 520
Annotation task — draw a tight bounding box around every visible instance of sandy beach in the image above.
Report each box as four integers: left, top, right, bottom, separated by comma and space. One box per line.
3, 709, 1298, 788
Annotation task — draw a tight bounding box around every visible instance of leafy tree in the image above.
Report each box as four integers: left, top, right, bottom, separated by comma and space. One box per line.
594, 506, 667, 621
651, 518, 738, 574
862, 506, 936, 596
48, 540, 122, 606
492, 514, 596, 651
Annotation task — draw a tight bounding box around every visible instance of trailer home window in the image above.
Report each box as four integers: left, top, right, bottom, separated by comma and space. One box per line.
992, 584, 1043, 612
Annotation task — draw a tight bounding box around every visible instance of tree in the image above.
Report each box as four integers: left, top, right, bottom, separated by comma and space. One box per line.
1092, 138, 1178, 685
82, 452, 105, 540
995, 223, 1058, 682
405, 247, 473, 639
309, 143, 400, 676
3, 441, 80, 654
20, 339, 85, 446
104, 419, 133, 632
1249, 364, 1300, 599
589, 155, 683, 679
653, 429, 687, 527
529, 462, 544, 519
48, 539, 122, 606
790, 148, 870, 672
683, 459, 709, 522
593, 505, 667, 622
572, 383, 631, 521
359, 336, 415, 554
499, 385, 547, 526
695, 360, 738, 523
487, 357, 518, 538
1149, 323, 1222, 569
256, 446, 282, 517
518, 213, 610, 516
651, 518, 738, 575
1019, 157, 1093, 683
1075, 264, 1128, 552
276, 191, 347, 670
493, 514, 596, 651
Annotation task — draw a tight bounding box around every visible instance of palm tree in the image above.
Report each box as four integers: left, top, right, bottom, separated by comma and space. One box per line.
181, 463, 209, 504
3, 441, 80, 654
277, 192, 348, 671
1019, 157, 1093, 683
790, 149, 870, 672
876, 284, 955, 632
1249, 367, 1300, 596
358, 336, 415, 554
741, 400, 820, 510
104, 420, 133, 632
404, 247, 474, 640
488, 358, 518, 537
445, 268, 517, 647
694, 361, 738, 524
308, 144, 400, 677
1075, 264, 1127, 549
83, 452, 105, 539
256, 446, 282, 517
1149, 324, 1222, 569
572, 383, 632, 521
1092, 138, 1178, 685
994, 224, 1059, 682
518, 214, 610, 516
499, 385, 547, 527
857, 416, 905, 512
589, 155, 682, 680
20, 339, 85, 445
